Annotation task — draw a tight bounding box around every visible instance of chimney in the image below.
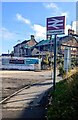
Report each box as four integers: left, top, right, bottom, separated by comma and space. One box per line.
31, 35, 34, 40
68, 29, 74, 35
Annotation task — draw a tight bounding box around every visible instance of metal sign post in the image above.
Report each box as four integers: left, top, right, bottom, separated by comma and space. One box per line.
53, 34, 57, 90
47, 16, 65, 91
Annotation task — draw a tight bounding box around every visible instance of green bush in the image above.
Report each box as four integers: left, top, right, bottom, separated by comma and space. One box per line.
71, 58, 78, 67
58, 65, 66, 76
57, 58, 64, 65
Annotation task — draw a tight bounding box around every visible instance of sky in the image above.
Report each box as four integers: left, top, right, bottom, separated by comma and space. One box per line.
0, 1, 77, 54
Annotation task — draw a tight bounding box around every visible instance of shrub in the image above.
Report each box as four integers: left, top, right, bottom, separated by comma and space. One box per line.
58, 65, 66, 76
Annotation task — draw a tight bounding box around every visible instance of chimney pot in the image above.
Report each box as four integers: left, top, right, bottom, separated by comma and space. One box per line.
31, 35, 34, 40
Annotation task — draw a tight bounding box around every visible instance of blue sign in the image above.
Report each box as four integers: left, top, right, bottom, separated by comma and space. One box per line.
26, 59, 39, 64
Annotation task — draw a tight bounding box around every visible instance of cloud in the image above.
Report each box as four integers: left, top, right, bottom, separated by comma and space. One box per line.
65, 21, 76, 35
15, 13, 76, 41
0, 27, 15, 40
16, 13, 46, 41
63, 21, 76, 35
65, 24, 71, 35
61, 12, 69, 18
43, 3, 69, 18
16, 13, 31, 25
33, 22, 76, 40
32, 24, 46, 40
43, 3, 77, 35
72, 21, 76, 32
43, 2, 59, 10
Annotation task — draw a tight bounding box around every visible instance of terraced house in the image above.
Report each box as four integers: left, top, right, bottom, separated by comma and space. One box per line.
13, 30, 78, 58
14, 35, 37, 57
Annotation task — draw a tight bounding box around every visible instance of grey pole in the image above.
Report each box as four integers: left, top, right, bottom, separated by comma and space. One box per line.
53, 34, 57, 90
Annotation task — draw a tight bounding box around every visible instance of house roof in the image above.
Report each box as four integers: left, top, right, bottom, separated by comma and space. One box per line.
59, 35, 68, 41
14, 40, 29, 47
14, 35, 78, 49
34, 36, 78, 48
21, 39, 38, 44
36, 39, 54, 47
14, 43, 21, 47
21, 40, 30, 44
59, 35, 77, 42
14, 39, 37, 48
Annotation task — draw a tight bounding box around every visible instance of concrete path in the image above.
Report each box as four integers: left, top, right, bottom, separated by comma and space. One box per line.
2, 74, 62, 120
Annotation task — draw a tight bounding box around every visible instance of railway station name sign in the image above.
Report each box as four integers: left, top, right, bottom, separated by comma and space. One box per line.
47, 16, 65, 35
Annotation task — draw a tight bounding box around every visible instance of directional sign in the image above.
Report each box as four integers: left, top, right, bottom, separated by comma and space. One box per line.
47, 16, 65, 35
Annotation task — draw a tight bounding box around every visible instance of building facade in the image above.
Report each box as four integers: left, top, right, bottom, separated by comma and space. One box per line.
13, 34, 78, 58
14, 35, 37, 57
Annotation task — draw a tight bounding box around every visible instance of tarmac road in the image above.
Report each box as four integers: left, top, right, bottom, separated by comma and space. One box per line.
1, 70, 62, 120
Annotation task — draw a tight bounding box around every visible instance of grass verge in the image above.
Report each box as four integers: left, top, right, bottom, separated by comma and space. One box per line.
47, 71, 78, 120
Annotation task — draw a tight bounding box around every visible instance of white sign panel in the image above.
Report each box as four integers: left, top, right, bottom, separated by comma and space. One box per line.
64, 47, 71, 72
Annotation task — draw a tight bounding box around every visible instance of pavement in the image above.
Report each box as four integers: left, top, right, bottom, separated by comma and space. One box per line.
2, 72, 62, 120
